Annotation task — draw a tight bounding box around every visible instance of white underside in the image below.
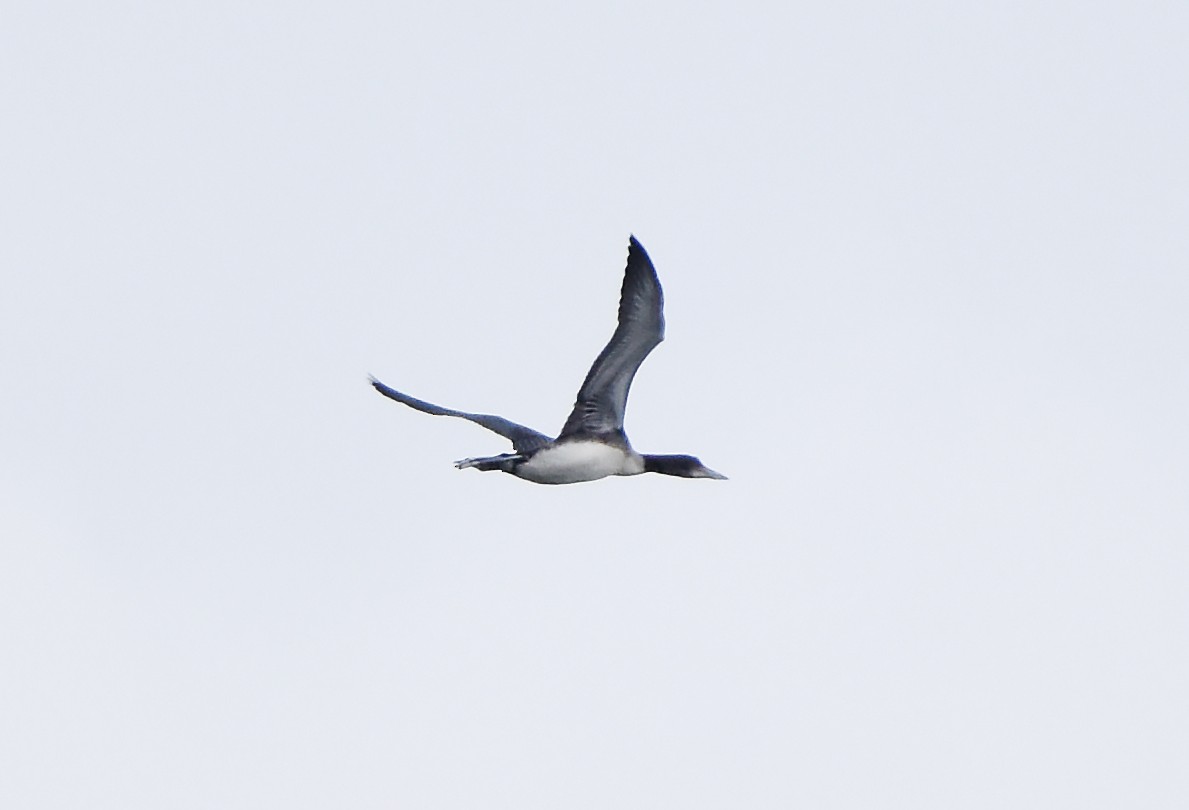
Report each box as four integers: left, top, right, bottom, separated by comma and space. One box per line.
515, 441, 643, 485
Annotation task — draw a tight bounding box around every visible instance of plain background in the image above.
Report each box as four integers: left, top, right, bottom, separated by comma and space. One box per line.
3, 1, 1187, 807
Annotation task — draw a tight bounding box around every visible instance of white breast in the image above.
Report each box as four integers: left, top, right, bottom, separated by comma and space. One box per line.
515, 441, 642, 484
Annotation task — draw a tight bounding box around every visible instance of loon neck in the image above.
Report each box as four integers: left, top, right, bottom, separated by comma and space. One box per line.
642, 454, 727, 479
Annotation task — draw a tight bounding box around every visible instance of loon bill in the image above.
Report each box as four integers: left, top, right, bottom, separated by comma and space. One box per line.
370, 236, 726, 485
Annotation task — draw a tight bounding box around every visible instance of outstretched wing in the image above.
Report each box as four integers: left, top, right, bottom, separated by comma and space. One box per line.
370, 377, 553, 454
558, 236, 665, 439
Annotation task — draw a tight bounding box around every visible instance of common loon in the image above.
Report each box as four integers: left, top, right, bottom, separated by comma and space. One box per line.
370, 236, 726, 485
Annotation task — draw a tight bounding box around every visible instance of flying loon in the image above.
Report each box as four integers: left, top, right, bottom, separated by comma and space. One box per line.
370, 236, 726, 485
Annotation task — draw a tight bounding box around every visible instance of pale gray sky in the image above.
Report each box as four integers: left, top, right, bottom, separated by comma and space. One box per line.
3, 1, 1188, 808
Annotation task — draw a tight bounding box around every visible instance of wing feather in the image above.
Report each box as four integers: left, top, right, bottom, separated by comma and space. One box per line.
370, 377, 552, 453
558, 236, 664, 438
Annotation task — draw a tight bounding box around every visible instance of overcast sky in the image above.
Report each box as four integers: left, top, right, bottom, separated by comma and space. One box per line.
3, 1, 1187, 808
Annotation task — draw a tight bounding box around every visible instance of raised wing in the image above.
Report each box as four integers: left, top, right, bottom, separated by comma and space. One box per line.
370, 377, 553, 454
558, 236, 665, 439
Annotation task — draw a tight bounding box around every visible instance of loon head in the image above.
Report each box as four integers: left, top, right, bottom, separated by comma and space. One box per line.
642, 454, 728, 480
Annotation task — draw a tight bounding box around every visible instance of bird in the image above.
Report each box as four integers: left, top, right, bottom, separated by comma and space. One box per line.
370, 236, 726, 485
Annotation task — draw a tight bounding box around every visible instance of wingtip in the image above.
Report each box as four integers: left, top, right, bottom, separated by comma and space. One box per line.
627, 235, 654, 267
